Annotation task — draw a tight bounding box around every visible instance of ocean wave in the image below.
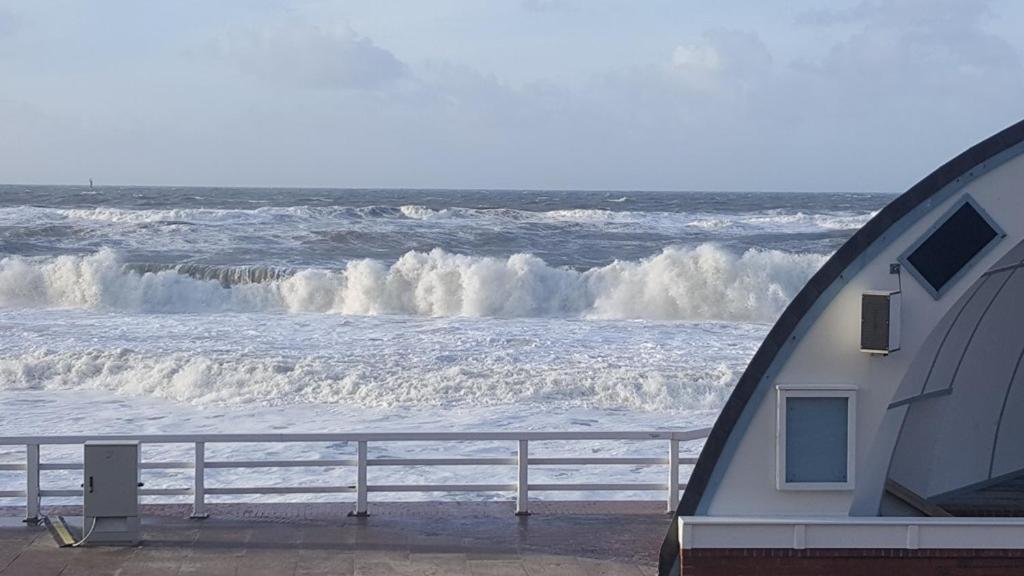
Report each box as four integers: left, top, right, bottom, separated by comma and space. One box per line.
123, 262, 297, 287
686, 209, 874, 232
0, 245, 826, 321
0, 205, 405, 225
0, 347, 742, 410
0, 204, 875, 233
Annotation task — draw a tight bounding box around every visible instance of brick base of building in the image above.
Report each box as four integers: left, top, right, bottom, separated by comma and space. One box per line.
682, 548, 1024, 575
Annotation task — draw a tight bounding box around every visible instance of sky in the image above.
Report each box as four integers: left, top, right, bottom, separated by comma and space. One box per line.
1, 0, 1023, 192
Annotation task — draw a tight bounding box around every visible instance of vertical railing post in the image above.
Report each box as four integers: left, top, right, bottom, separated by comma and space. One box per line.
516, 439, 529, 516
24, 444, 40, 523
351, 440, 368, 516
191, 442, 208, 519
667, 438, 680, 514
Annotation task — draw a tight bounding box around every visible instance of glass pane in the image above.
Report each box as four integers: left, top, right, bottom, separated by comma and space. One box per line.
785, 396, 848, 483
907, 202, 998, 293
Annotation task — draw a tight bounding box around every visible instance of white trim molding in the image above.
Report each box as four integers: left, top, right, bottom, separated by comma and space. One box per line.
679, 515, 1024, 550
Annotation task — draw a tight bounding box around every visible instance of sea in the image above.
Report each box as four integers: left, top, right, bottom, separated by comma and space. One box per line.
0, 186, 890, 501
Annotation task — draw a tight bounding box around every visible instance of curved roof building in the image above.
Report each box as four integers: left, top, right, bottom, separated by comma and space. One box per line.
661, 119, 1024, 575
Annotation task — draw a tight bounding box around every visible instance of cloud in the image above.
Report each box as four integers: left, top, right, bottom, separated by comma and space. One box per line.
672, 43, 721, 74
521, 0, 573, 13
670, 30, 772, 92
0, 7, 19, 38
797, 0, 1019, 76
799, 0, 994, 30
792, 0, 1022, 122
212, 21, 408, 91
0, 1, 1021, 192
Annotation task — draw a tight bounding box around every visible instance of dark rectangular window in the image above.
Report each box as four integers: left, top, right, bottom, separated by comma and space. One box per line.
906, 202, 999, 294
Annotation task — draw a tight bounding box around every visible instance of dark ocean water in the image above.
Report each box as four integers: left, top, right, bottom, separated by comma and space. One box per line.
0, 186, 890, 270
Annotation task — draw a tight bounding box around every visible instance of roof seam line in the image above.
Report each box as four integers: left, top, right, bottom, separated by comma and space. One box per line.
916, 276, 990, 396
945, 267, 1020, 395
987, 333, 1024, 479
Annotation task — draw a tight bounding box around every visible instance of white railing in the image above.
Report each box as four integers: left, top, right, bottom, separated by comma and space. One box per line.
0, 429, 710, 521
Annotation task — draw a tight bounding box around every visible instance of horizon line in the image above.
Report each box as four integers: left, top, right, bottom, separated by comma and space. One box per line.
0, 182, 895, 195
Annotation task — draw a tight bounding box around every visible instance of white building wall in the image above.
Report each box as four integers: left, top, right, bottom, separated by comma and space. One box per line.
704, 152, 1024, 516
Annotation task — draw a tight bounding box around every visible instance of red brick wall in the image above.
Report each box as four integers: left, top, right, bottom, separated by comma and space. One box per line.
682, 548, 1024, 575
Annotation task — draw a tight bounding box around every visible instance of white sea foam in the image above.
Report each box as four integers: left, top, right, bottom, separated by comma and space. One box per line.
0, 245, 825, 321
0, 204, 874, 233
0, 346, 739, 409
0, 308, 761, 410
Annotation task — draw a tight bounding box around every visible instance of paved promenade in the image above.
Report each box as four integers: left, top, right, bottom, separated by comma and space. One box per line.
0, 501, 664, 575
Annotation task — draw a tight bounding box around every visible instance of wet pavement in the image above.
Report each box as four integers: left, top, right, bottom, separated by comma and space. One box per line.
0, 501, 664, 575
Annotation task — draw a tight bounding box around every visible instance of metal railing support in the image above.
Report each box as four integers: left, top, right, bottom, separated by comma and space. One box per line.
516, 439, 529, 516
352, 440, 368, 516
24, 444, 39, 523
191, 442, 208, 519
667, 438, 680, 513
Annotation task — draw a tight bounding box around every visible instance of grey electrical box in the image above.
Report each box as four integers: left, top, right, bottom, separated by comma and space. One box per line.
861, 291, 901, 354
83, 441, 140, 545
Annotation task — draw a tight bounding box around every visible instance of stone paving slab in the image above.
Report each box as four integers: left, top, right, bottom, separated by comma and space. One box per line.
0, 502, 662, 575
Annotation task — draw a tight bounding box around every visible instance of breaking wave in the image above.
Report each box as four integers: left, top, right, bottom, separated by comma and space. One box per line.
0, 245, 826, 322
123, 262, 297, 287
0, 347, 744, 410
0, 204, 874, 233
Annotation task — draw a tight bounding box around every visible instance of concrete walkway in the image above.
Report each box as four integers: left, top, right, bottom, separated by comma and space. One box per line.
0, 502, 664, 575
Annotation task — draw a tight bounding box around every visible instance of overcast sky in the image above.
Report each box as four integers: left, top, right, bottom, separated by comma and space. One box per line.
1, 0, 1023, 192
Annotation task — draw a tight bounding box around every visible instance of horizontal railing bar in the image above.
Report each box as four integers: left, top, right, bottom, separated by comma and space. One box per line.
529, 457, 667, 465
40, 489, 82, 497
0, 428, 710, 445
32, 483, 688, 498
364, 457, 699, 467
8, 458, 698, 469
205, 486, 356, 495
141, 488, 192, 496
143, 462, 195, 470
38, 462, 195, 471
29, 458, 690, 470
0, 490, 26, 497
367, 484, 517, 493
529, 483, 668, 491
368, 458, 517, 466
39, 488, 208, 497
39, 463, 80, 471
205, 459, 357, 469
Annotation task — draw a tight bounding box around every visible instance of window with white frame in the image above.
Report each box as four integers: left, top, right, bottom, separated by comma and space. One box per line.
776, 386, 856, 490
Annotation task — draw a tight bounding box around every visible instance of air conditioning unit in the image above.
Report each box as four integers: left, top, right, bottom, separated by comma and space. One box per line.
861, 291, 900, 354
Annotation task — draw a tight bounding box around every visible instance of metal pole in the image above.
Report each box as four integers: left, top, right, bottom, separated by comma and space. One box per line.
667, 438, 679, 514
24, 444, 39, 523
516, 439, 529, 516
352, 441, 368, 516
191, 442, 208, 519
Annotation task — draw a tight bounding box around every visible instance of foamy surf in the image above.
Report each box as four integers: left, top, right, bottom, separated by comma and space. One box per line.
0, 203, 875, 231
0, 309, 762, 410
0, 244, 826, 321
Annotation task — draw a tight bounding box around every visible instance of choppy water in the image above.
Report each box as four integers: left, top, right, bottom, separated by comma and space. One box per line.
0, 186, 889, 500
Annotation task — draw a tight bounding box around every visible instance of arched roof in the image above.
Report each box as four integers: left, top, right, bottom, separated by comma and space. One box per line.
659, 118, 1024, 575
888, 238, 1024, 506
